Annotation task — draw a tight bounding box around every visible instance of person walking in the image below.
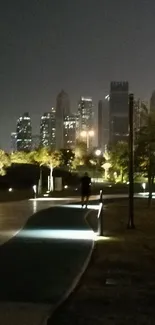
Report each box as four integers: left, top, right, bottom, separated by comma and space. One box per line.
81, 172, 91, 208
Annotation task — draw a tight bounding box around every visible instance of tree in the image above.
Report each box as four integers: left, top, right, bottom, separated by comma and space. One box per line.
33, 148, 62, 191
135, 113, 155, 207
10, 151, 32, 164
0, 150, 11, 176
102, 151, 111, 180
45, 150, 62, 191
60, 149, 74, 170
31, 149, 47, 194
84, 152, 105, 178
109, 142, 129, 182
74, 140, 87, 158
71, 156, 85, 171
70, 141, 87, 172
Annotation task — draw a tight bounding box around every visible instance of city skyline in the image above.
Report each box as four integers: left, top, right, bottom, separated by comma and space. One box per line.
9, 86, 151, 152
1, 1, 155, 150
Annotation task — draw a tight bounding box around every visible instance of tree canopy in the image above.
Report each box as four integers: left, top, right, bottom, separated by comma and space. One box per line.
10, 151, 32, 164
109, 142, 129, 182
134, 113, 155, 205
0, 150, 11, 176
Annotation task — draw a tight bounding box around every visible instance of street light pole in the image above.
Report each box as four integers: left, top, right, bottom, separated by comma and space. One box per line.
128, 93, 135, 229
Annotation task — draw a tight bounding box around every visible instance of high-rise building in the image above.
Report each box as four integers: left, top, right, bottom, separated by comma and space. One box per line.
32, 135, 40, 150
98, 97, 109, 152
56, 90, 70, 149
78, 96, 94, 148
150, 91, 155, 112
11, 132, 17, 152
134, 99, 148, 133
16, 113, 32, 152
40, 108, 56, 148
63, 114, 78, 149
109, 82, 129, 145
140, 101, 149, 126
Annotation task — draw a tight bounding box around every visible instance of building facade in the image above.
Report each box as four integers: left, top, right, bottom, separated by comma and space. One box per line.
109, 81, 129, 145
134, 99, 148, 133
32, 135, 40, 150
78, 96, 94, 148
16, 112, 32, 151
150, 91, 155, 113
11, 132, 17, 152
63, 114, 78, 149
55, 90, 70, 149
98, 97, 109, 152
40, 108, 56, 148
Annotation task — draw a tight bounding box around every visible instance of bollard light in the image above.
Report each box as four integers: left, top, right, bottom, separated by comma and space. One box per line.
32, 185, 37, 199
98, 190, 104, 236
142, 182, 146, 192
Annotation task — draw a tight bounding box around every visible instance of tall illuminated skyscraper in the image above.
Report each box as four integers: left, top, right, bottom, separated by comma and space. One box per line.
98, 97, 109, 151
32, 135, 40, 150
40, 108, 56, 148
16, 112, 32, 152
78, 96, 94, 147
56, 90, 70, 149
134, 99, 148, 133
11, 132, 17, 152
63, 114, 78, 149
150, 91, 155, 112
109, 82, 129, 145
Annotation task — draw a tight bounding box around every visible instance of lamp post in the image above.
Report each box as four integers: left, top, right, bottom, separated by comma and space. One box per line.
94, 149, 102, 178
80, 130, 94, 150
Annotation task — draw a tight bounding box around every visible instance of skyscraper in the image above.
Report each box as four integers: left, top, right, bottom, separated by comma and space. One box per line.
134, 99, 148, 133
40, 108, 56, 148
98, 97, 109, 151
32, 135, 40, 150
56, 90, 70, 149
63, 114, 78, 149
150, 91, 155, 112
11, 132, 17, 152
16, 112, 32, 152
109, 82, 129, 145
78, 96, 94, 148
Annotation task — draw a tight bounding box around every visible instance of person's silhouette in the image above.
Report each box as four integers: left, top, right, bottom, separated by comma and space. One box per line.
81, 172, 91, 208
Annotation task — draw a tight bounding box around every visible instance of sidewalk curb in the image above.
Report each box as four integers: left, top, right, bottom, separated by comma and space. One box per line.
43, 209, 96, 325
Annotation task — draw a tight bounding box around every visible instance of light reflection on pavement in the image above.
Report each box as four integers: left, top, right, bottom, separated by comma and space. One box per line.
0, 202, 97, 325
0, 196, 99, 245
0, 199, 71, 245
0, 193, 149, 246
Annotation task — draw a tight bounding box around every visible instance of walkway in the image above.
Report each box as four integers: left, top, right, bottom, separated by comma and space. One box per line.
0, 202, 96, 325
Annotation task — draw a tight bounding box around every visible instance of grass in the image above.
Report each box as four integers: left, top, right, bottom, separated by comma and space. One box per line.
49, 199, 155, 325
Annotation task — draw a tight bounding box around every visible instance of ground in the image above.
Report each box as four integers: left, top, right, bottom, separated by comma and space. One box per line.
49, 199, 155, 325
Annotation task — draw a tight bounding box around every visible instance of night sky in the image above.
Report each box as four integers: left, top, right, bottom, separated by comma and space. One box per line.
1, 0, 155, 150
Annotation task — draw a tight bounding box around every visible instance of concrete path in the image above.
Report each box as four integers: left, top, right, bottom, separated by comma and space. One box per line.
0, 193, 146, 325
0, 203, 96, 325
0, 199, 77, 245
